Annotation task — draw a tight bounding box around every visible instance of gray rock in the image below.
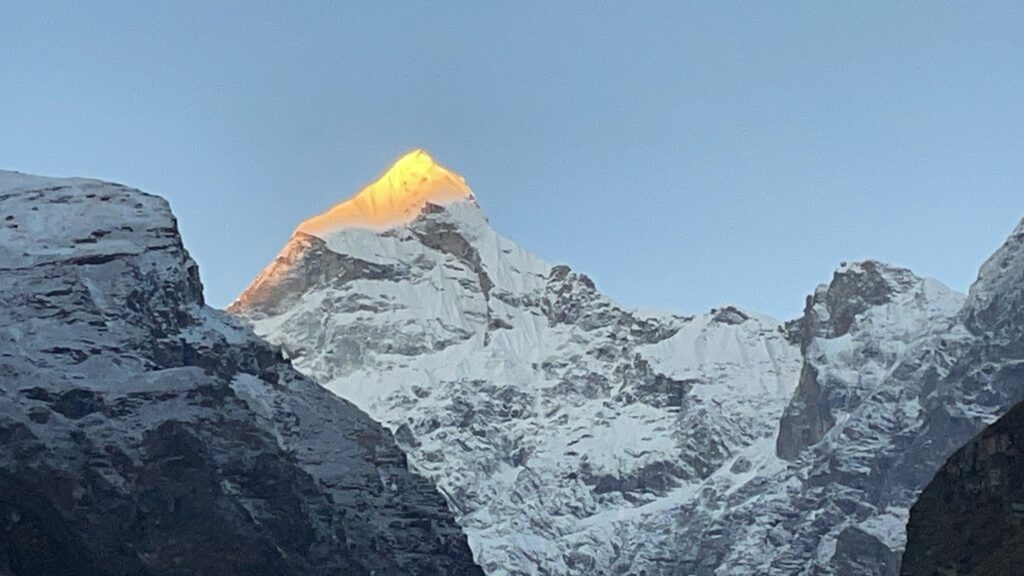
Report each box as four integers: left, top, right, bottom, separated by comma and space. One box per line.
902, 398, 1024, 576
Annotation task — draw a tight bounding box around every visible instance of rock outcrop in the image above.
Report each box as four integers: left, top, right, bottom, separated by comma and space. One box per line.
902, 399, 1024, 576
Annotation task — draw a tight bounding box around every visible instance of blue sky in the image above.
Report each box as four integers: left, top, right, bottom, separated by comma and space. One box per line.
2, 2, 1022, 319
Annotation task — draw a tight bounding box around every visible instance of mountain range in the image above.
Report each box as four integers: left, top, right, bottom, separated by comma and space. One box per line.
2, 151, 1022, 575
230, 150, 1024, 575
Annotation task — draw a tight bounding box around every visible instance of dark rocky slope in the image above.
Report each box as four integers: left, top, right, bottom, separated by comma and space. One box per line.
902, 400, 1024, 576
0, 171, 482, 576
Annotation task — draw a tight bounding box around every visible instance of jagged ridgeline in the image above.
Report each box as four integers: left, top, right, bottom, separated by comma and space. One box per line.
0, 171, 481, 576
4, 154, 1023, 576
229, 150, 804, 573
232, 150, 1024, 575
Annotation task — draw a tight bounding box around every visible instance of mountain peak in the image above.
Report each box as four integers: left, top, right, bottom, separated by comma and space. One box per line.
298, 149, 474, 235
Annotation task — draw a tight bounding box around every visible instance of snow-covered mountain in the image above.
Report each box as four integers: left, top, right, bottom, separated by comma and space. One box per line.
674, 260, 968, 575
900, 219, 1024, 576
231, 150, 1024, 574
228, 150, 799, 573
0, 171, 481, 575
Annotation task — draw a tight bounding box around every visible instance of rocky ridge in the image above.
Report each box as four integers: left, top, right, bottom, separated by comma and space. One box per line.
0, 171, 481, 576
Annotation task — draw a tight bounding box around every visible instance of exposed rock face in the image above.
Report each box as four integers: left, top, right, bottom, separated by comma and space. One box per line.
776, 363, 834, 460
901, 400, 1024, 576
0, 171, 481, 576
777, 261, 955, 461
790, 261, 921, 350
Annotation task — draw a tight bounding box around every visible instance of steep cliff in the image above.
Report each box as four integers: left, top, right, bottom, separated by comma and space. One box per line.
0, 170, 481, 576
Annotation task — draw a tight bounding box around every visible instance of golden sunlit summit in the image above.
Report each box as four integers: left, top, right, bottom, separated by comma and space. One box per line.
299, 149, 473, 234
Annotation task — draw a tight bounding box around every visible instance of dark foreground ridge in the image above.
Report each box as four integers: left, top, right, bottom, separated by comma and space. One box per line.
0, 171, 481, 576
902, 399, 1024, 576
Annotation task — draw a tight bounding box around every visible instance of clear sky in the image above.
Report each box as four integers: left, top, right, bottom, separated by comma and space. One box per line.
2, 2, 1022, 320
